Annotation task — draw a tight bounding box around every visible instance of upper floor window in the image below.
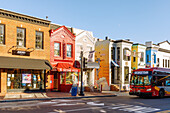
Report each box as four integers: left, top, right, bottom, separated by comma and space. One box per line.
165, 59, 167, 68
35, 31, 43, 49
147, 55, 149, 63
140, 52, 144, 62
111, 47, 115, 60
123, 48, 130, 61
168, 60, 170, 68
17, 28, 26, 47
0, 24, 5, 44
117, 47, 120, 61
163, 59, 164, 67
54, 42, 60, 56
67, 44, 72, 57
154, 54, 156, 63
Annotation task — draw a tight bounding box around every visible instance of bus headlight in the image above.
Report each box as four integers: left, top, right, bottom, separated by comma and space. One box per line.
146, 88, 151, 91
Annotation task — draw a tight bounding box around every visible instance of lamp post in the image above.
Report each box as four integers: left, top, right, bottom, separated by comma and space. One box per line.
79, 50, 84, 96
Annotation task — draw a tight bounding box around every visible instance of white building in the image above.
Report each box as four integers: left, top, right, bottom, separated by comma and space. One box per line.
73, 28, 97, 86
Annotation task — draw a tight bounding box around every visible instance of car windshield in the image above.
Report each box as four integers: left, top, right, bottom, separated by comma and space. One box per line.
130, 75, 152, 86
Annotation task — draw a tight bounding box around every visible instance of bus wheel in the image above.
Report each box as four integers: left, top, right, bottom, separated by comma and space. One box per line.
159, 90, 164, 98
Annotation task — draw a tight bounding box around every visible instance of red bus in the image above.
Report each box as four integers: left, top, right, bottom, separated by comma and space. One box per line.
129, 67, 170, 98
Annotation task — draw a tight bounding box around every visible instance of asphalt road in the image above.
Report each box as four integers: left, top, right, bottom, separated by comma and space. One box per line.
0, 95, 169, 113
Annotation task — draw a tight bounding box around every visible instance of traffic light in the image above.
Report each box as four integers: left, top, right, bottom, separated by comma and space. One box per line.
83, 57, 88, 68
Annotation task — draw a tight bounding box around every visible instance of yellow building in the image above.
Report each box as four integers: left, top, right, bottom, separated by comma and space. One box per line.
131, 43, 146, 70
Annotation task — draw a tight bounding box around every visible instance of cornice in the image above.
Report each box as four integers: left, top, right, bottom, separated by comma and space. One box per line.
158, 48, 170, 53
0, 9, 50, 27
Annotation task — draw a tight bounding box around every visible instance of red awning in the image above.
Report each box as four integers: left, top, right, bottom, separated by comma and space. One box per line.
52, 63, 80, 72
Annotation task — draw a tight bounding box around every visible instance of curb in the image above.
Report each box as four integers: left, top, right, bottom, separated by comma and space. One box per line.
0, 95, 117, 103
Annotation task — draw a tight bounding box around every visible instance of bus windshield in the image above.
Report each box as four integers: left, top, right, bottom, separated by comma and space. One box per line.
130, 75, 152, 86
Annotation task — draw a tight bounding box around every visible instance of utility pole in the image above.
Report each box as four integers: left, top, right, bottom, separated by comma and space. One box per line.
79, 51, 84, 96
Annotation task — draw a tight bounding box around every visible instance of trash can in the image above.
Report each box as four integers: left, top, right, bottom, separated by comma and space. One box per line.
71, 86, 77, 96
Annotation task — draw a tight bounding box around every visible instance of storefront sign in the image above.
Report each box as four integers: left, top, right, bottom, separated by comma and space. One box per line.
12, 50, 30, 56
22, 74, 31, 83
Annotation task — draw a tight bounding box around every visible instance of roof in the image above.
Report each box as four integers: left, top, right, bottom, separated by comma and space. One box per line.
0, 9, 50, 27
157, 40, 170, 45
114, 39, 133, 44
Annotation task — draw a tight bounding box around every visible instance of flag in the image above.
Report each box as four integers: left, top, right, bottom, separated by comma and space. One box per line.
88, 50, 95, 62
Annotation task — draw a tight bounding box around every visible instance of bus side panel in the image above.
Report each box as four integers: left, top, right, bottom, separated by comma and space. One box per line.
164, 87, 170, 96
151, 86, 160, 96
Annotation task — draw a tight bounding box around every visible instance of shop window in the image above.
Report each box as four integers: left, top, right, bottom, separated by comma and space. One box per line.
123, 48, 130, 61
35, 31, 43, 49
7, 69, 43, 90
124, 67, 129, 83
67, 44, 72, 57
66, 72, 78, 84
140, 52, 144, 62
117, 67, 120, 80
54, 42, 60, 56
17, 27, 26, 47
0, 24, 5, 44
60, 72, 65, 84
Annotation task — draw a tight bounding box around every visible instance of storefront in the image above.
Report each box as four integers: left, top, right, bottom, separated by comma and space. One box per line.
52, 63, 80, 92
0, 56, 52, 93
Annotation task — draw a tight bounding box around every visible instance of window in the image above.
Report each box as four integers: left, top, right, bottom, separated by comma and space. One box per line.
123, 48, 130, 61
157, 58, 160, 67
67, 44, 72, 57
111, 47, 115, 60
17, 28, 26, 47
140, 52, 144, 62
124, 67, 129, 83
117, 47, 120, 61
54, 43, 60, 56
163, 59, 164, 67
35, 31, 43, 49
168, 60, 170, 68
133, 57, 136, 62
117, 67, 120, 80
0, 24, 5, 44
147, 55, 149, 63
165, 59, 167, 68
154, 54, 156, 63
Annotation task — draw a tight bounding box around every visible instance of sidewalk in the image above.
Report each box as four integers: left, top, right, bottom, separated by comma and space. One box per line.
0, 91, 117, 102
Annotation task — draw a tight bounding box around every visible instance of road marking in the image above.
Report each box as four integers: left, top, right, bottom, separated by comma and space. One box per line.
53, 103, 77, 106
87, 102, 104, 106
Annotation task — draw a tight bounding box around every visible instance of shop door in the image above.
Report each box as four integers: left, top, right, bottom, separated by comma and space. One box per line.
53, 72, 58, 91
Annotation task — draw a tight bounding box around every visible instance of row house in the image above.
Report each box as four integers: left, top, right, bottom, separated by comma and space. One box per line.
145, 41, 170, 68
49, 24, 80, 92
73, 28, 97, 87
0, 9, 52, 94
95, 37, 133, 91
131, 43, 146, 70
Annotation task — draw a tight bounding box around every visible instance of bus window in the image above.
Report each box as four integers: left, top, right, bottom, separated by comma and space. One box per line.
165, 80, 170, 86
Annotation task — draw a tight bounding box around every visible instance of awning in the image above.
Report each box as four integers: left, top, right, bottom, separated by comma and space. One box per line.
0, 56, 52, 70
52, 63, 80, 72
111, 61, 119, 67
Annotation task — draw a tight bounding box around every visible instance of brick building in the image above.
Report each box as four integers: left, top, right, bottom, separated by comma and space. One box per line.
0, 9, 52, 94
50, 24, 80, 92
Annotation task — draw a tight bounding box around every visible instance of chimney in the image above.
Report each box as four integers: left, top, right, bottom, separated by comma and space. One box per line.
46, 16, 48, 20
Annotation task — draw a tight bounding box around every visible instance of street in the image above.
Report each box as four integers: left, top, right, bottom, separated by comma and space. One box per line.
0, 95, 169, 113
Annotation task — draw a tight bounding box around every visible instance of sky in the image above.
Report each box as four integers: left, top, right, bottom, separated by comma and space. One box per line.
0, 0, 170, 44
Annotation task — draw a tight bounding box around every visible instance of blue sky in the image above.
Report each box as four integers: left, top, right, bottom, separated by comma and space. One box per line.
1, 0, 170, 44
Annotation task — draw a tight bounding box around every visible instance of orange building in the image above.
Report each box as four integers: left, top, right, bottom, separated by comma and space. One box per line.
0, 9, 52, 94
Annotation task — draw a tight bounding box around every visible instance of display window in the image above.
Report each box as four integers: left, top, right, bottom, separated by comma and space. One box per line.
60, 72, 79, 85
7, 69, 44, 90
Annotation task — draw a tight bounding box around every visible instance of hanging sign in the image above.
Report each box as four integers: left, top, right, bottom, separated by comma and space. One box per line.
12, 50, 30, 56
